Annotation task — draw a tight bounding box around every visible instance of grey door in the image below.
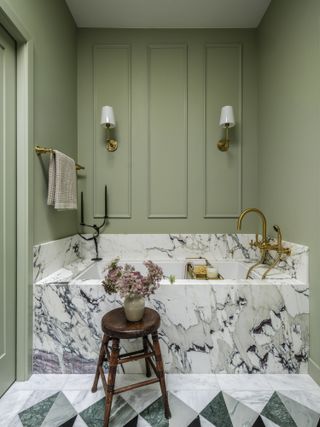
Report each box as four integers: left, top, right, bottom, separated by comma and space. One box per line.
0, 24, 17, 396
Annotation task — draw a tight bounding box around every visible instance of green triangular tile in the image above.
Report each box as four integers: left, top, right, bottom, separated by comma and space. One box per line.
19, 392, 59, 427
261, 392, 297, 427
42, 392, 77, 426
260, 415, 280, 426
80, 395, 136, 427
278, 391, 320, 427
140, 397, 169, 427
223, 392, 260, 427
80, 397, 105, 427
200, 391, 232, 427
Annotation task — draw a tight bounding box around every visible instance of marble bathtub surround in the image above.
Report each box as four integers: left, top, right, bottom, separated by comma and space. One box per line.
32, 234, 309, 375
33, 281, 309, 375
33, 234, 309, 284
33, 234, 82, 283
86, 234, 307, 283
2, 374, 320, 427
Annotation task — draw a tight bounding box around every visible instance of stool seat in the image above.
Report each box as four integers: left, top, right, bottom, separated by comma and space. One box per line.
102, 307, 160, 339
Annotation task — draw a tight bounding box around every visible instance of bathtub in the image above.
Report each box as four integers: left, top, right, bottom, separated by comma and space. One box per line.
71, 259, 256, 284
32, 234, 309, 375
34, 259, 308, 376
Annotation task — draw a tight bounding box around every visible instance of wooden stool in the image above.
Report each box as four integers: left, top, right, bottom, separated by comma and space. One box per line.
92, 307, 171, 426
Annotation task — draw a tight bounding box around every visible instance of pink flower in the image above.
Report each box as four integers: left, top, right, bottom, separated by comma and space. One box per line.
102, 258, 164, 298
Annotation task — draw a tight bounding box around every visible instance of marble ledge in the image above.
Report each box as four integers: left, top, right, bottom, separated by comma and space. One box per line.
33, 234, 309, 285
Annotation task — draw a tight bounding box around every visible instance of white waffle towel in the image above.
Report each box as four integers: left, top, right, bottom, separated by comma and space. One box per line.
47, 150, 77, 210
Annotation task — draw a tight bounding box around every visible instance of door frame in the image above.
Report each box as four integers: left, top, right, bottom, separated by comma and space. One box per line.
0, 1, 34, 380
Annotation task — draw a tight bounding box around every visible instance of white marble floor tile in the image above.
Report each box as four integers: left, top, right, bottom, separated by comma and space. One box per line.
217, 374, 272, 391
168, 393, 198, 427
171, 389, 220, 413
223, 391, 261, 427
0, 390, 33, 427
63, 390, 105, 413
7, 415, 23, 427
261, 416, 280, 427
115, 374, 159, 390
62, 374, 95, 391
137, 415, 152, 427
10, 374, 69, 391
72, 415, 88, 427
166, 374, 219, 390
199, 415, 215, 426
222, 389, 274, 413
278, 389, 320, 413
264, 374, 320, 391
278, 391, 320, 427
20, 390, 60, 412
122, 387, 161, 413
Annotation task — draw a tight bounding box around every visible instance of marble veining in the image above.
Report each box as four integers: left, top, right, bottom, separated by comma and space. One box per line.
33, 281, 308, 375
2, 374, 319, 427
33, 235, 82, 283
33, 234, 309, 285
32, 234, 309, 376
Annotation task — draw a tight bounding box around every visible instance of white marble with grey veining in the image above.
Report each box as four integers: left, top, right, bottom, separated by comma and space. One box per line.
78, 234, 309, 283
33, 280, 309, 375
33, 234, 309, 284
32, 233, 309, 375
33, 235, 82, 283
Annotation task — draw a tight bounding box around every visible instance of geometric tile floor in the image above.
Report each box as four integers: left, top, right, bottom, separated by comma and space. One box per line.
0, 374, 320, 427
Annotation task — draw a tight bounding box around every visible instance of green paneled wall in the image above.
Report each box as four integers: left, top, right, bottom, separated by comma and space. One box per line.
78, 29, 259, 233
4, 0, 78, 244
258, 0, 320, 382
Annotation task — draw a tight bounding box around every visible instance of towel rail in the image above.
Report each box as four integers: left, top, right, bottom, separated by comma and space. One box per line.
34, 145, 85, 171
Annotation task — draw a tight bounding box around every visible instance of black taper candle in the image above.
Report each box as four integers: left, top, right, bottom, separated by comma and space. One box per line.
105, 185, 108, 218
80, 191, 84, 224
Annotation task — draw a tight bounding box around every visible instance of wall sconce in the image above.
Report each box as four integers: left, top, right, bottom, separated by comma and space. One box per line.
217, 105, 235, 152
100, 105, 118, 152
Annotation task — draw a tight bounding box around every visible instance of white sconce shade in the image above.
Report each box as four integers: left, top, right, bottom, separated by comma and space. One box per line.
219, 106, 235, 128
100, 106, 116, 128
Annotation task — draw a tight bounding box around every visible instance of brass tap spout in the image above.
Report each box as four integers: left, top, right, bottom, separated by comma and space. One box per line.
237, 208, 268, 245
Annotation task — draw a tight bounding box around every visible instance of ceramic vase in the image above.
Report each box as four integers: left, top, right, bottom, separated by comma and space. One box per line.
124, 294, 145, 322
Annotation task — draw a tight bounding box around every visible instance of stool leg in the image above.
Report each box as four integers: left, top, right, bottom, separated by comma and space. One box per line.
152, 332, 171, 419
104, 338, 120, 427
92, 335, 109, 393
143, 336, 152, 378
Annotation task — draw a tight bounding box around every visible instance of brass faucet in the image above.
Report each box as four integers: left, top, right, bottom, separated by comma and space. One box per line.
237, 208, 268, 279
237, 207, 268, 249
237, 208, 291, 279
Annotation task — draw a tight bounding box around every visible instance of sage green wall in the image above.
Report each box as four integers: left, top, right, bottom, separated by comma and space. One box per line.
5, 0, 78, 244
258, 0, 320, 382
78, 29, 259, 233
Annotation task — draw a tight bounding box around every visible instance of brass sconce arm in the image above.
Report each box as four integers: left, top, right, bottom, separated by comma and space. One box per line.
100, 105, 118, 152
217, 124, 230, 152
105, 123, 118, 152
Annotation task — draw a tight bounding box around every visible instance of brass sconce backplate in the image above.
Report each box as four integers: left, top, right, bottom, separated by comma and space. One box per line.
217, 139, 230, 151
106, 139, 118, 152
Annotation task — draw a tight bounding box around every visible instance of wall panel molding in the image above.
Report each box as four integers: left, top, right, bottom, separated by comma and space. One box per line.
147, 44, 188, 218
93, 44, 132, 218
203, 44, 242, 218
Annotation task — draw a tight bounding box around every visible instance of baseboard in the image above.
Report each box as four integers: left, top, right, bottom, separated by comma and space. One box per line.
309, 358, 320, 385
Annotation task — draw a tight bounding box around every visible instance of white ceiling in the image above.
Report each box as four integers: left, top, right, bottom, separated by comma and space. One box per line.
65, 0, 271, 29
